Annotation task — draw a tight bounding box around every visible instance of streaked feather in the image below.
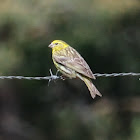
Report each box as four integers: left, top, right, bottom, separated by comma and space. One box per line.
53, 46, 95, 79
77, 73, 102, 98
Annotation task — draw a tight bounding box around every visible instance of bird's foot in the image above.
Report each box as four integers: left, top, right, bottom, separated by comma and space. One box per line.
55, 70, 66, 80
60, 75, 67, 80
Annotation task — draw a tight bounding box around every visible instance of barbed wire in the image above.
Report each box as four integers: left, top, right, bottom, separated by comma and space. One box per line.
94, 72, 140, 77
0, 70, 139, 80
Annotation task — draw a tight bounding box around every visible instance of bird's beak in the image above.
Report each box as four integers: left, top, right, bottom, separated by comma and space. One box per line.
48, 43, 53, 48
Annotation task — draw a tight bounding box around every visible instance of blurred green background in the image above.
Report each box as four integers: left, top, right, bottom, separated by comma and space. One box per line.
0, 0, 140, 140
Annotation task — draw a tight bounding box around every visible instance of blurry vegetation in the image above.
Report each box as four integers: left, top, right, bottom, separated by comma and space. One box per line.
0, 0, 140, 140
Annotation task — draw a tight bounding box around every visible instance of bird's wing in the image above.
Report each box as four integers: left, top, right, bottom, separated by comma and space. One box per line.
53, 46, 96, 79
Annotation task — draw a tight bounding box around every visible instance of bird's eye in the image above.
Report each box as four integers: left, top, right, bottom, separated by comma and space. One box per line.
55, 43, 58, 45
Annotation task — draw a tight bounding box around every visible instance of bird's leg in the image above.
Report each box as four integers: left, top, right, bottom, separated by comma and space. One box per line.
48, 69, 63, 86
55, 70, 66, 80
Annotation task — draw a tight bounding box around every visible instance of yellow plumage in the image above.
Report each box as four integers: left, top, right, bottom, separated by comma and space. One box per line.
48, 40, 102, 99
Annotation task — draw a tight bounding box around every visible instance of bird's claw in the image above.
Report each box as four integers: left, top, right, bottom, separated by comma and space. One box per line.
48, 69, 67, 86
60, 75, 67, 80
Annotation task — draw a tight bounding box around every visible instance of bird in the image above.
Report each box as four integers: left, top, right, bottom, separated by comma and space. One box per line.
48, 40, 102, 99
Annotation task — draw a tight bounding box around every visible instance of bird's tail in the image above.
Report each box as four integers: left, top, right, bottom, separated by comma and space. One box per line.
77, 74, 102, 99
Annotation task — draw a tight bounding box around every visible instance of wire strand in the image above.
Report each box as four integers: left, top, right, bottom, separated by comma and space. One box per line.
94, 72, 140, 77
0, 71, 139, 80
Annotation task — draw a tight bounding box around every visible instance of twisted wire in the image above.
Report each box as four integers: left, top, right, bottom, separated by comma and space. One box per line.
94, 72, 140, 77
0, 72, 139, 80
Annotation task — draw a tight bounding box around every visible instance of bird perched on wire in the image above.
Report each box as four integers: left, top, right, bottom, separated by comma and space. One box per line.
48, 40, 102, 99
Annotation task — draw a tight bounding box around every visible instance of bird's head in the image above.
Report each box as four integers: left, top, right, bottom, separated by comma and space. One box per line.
48, 40, 69, 51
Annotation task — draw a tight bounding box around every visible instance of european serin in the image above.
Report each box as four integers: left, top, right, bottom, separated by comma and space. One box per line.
48, 40, 102, 99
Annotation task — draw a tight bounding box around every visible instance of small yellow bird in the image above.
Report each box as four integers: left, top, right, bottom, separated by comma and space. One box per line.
48, 40, 102, 99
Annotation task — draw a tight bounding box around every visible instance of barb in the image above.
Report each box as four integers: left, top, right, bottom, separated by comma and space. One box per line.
0, 72, 139, 80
